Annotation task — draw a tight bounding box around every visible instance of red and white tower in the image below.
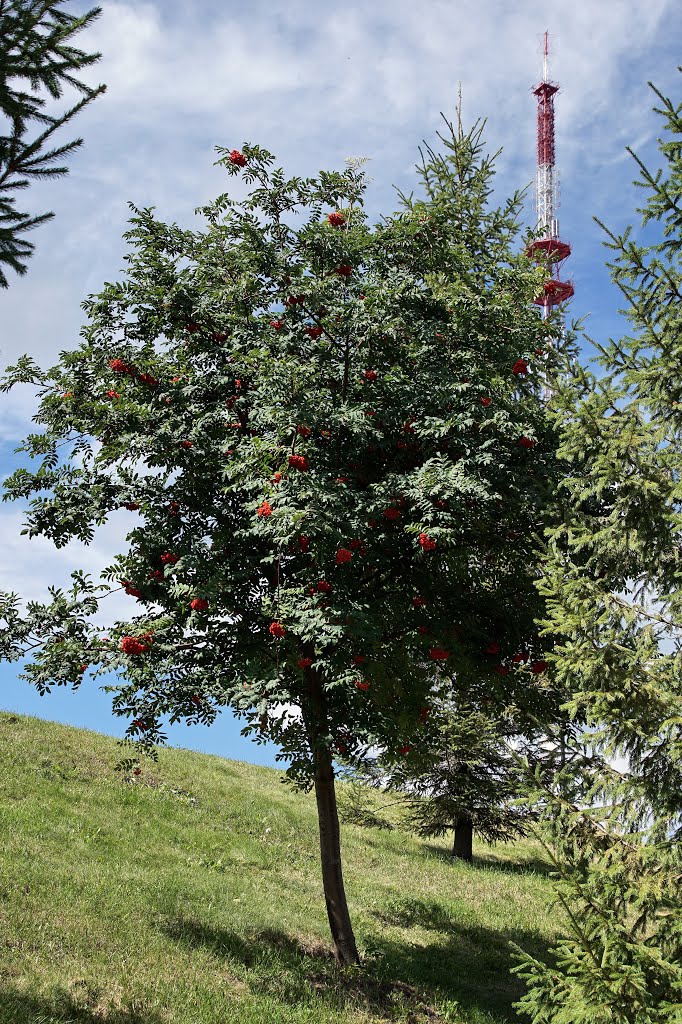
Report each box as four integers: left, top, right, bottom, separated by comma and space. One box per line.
527, 31, 574, 317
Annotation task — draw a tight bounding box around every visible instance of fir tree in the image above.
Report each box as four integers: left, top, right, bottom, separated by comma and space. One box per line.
0, 120, 568, 965
0, 0, 106, 286
512, 76, 682, 1023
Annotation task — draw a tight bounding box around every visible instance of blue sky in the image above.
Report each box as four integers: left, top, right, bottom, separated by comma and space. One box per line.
1, 0, 680, 767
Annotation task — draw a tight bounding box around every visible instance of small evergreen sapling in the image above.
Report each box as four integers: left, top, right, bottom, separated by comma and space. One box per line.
343, 690, 570, 862
387, 703, 535, 862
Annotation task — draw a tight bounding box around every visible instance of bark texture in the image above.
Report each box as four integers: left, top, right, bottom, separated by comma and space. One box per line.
302, 668, 360, 965
452, 815, 474, 861
312, 743, 360, 965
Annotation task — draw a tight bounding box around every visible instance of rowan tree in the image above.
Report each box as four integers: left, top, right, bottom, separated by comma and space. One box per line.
0, 119, 570, 965
512, 78, 682, 1023
0, 0, 105, 286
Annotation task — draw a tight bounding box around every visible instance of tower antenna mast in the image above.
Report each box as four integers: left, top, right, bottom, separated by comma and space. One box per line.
527, 30, 574, 319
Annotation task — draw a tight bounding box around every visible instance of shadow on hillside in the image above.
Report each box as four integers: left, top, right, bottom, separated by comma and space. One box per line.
422, 842, 553, 877
368, 915, 553, 1021
159, 912, 555, 1022
370, 893, 461, 931
0, 987, 163, 1024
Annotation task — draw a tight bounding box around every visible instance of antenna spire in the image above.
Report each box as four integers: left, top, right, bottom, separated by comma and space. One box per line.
543, 29, 549, 82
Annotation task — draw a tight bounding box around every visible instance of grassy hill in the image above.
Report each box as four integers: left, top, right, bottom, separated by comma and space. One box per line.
0, 711, 563, 1024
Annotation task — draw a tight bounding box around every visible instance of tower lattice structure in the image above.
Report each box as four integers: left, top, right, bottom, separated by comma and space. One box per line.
527, 31, 574, 318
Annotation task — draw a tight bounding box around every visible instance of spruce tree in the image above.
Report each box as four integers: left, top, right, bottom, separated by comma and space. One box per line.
341, 691, 571, 862
512, 77, 682, 1023
0, 0, 105, 286
0, 120, 567, 964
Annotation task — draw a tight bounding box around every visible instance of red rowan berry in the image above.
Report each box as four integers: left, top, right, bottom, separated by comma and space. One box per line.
419, 533, 436, 551
109, 358, 131, 374
120, 637, 147, 655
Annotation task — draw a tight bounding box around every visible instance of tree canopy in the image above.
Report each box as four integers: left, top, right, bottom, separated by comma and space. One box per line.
0, 118, 570, 963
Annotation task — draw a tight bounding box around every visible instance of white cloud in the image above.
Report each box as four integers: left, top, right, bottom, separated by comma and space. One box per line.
79, 2, 304, 115
0, 505, 136, 625
1, 0, 680, 568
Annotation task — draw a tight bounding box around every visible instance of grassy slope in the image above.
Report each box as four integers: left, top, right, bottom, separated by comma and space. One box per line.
0, 712, 563, 1024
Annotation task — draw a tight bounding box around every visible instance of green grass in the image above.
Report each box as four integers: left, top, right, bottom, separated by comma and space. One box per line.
0, 711, 563, 1024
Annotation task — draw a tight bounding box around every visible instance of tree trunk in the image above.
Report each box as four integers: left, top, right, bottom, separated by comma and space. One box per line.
301, 667, 360, 966
452, 815, 473, 861
312, 741, 360, 965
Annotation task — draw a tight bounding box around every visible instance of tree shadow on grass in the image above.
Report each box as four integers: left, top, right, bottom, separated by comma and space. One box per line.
159, 911, 555, 1023
422, 842, 554, 877
159, 916, 443, 1019
370, 893, 462, 931
0, 988, 163, 1024
362, 892, 555, 1022
368, 917, 553, 1022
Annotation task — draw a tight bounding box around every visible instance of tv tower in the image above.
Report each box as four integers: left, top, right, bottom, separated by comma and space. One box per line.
527, 31, 574, 318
